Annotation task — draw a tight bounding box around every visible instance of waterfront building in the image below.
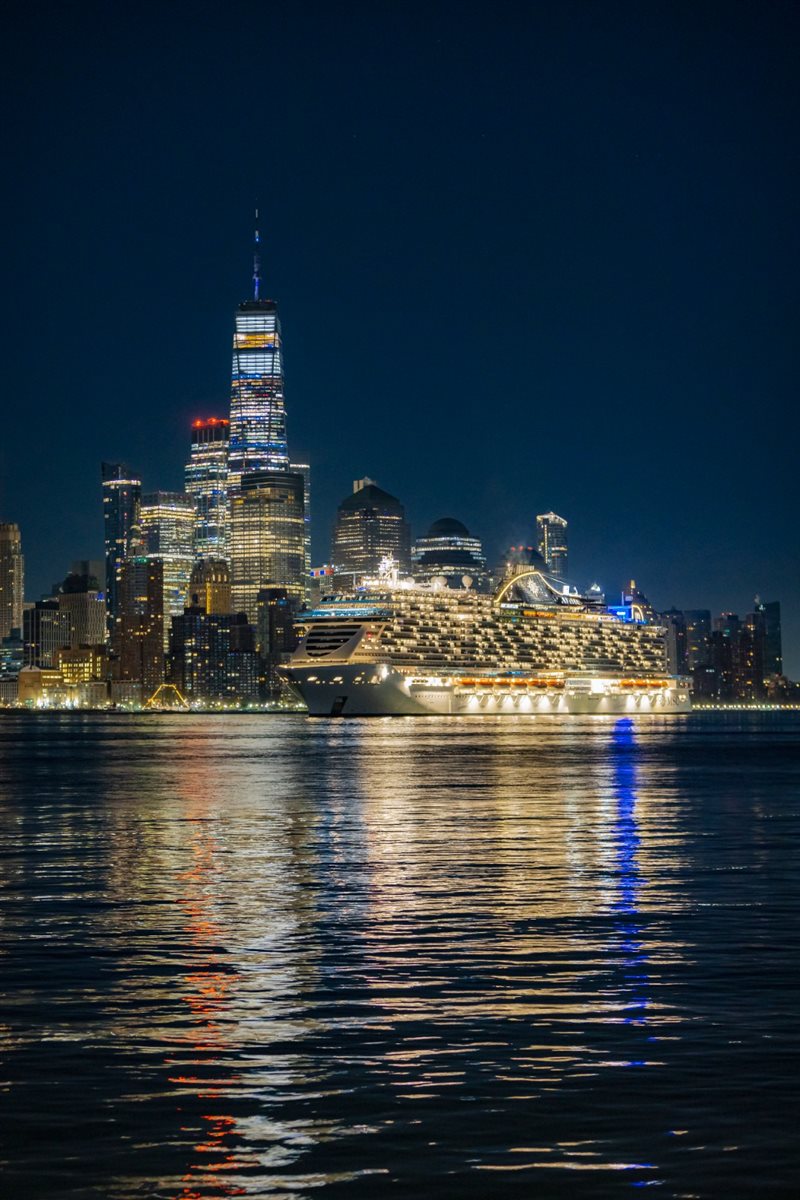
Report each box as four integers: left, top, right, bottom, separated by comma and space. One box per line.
256, 587, 299, 696
658, 607, 688, 675
17, 666, 70, 707
23, 600, 70, 667
113, 557, 165, 695
754, 598, 782, 679
229, 470, 306, 616
684, 609, 712, 670
536, 512, 568, 578
412, 518, 489, 590
53, 645, 108, 686
186, 418, 230, 559
140, 492, 195, 646
102, 463, 141, 634
189, 559, 233, 615
58, 569, 106, 647
332, 480, 411, 587
0, 523, 24, 640
0, 627, 24, 680
169, 607, 259, 702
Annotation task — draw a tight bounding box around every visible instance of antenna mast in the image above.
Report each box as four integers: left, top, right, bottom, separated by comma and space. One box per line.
253, 208, 261, 301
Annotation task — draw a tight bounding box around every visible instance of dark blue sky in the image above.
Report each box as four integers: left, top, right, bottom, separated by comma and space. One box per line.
2, 1, 798, 671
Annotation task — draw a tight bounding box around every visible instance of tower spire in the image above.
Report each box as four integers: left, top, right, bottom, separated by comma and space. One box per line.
252, 207, 261, 301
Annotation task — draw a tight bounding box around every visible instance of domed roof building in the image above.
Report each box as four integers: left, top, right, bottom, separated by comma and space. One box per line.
332, 478, 411, 586
412, 518, 489, 591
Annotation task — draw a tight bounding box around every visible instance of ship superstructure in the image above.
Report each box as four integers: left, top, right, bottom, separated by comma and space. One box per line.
282, 566, 691, 716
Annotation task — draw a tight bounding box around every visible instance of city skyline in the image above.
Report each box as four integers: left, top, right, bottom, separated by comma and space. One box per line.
1, 4, 797, 671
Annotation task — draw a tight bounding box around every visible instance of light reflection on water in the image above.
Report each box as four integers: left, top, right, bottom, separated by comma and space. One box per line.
0, 711, 798, 1198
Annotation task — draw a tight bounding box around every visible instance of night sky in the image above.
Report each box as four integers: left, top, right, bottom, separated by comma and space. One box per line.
2, 1, 798, 671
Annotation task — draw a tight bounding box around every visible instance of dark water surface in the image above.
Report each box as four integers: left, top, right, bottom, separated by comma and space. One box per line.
1, 711, 798, 1198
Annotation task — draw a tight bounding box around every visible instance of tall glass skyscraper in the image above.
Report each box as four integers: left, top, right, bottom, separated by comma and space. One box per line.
140, 492, 195, 648
229, 470, 306, 615
186, 418, 230, 560
228, 297, 288, 486
227, 218, 305, 617
290, 460, 311, 594
332, 480, 411, 587
536, 512, 568, 579
102, 463, 141, 635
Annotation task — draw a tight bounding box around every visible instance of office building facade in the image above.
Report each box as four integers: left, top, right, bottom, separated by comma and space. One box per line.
0, 523, 24, 639
256, 586, 300, 696
23, 600, 70, 667
412, 518, 489, 590
754, 599, 782, 678
536, 512, 568, 578
113, 557, 165, 694
290, 461, 311, 593
332, 480, 411, 586
169, 608, 259, 702
229, 470, 306, 616
140, 492, 195, 646
102, 463, 141, 634
684, 610, 712, 670
189, 558, 233, 615
186, 418, 230, 560
228, 298, 288, 487
58, 569, 107, 647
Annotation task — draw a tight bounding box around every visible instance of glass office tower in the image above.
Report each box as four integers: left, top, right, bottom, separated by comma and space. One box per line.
228, 299, 288, 488
140, 492, 196, 647
186, 418, 230, 560
229, 470, 306, 615
102, 463, 141, 635
227, 221, 308, 617
536, 512, 568, 579
290, 460, 311, 595
332, 480, 411, 587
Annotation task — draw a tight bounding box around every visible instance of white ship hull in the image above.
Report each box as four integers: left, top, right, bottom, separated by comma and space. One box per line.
283, 663, 692, 717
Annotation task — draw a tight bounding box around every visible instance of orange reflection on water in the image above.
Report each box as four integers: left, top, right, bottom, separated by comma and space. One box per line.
169, 789, 251, 1198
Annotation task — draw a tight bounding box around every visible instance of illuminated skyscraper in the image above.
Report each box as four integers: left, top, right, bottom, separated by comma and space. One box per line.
754, 598, 782, 678
113, 556, 165, 695
229, 470, 306, 615
227, 215, 288, 487
102, 463, 141, 634
290, 460, 311, 593
23, 600, 70, 667
140, 492, 195, 646
0, 523, 24, 639
186, 418, 230, 559
412, 518, 489, 590
684, 610, 711, 670
536, 512, 568, 578
227, 216, 307, 615
332, 480, 411, 586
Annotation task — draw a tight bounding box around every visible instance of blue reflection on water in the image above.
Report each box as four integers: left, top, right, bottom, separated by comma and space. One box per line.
611, 717, 650, 1027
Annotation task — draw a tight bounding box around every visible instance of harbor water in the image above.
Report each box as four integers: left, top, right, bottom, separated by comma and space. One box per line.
0, 710, 798, 1197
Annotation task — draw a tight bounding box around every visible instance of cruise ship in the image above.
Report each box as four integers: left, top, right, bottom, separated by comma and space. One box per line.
282, 563, 691, 717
